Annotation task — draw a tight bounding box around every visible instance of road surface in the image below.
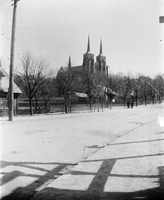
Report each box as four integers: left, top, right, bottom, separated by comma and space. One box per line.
0, 103, 164, 199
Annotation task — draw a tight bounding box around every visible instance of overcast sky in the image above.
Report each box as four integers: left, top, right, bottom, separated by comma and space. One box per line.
0, 0, 164, 77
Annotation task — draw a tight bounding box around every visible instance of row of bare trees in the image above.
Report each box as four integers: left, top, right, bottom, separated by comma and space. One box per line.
14, 53, 164, 115
15, 53, 55, 115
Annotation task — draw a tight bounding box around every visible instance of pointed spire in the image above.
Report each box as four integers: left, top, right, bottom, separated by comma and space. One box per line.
99, 38, 103, 55
87, 35, 90, 53
68, 55, 71, 68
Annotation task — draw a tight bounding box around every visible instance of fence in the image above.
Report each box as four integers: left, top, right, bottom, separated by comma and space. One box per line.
0, 98, 8, 116
0, 96, 162, 116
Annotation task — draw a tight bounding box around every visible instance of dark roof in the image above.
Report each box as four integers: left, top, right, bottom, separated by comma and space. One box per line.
72, 65, 83, 71
59, 65, 83, 72
0, 67, 8, 77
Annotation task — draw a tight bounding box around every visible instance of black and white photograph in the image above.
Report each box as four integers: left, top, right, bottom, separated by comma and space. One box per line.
0, 0, 164, 199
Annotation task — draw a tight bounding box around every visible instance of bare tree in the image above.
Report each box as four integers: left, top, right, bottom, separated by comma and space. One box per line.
55, 65, 80, 113
41, 78, 57, 112
118, 73, 134, 107
104, 73, 119, 109
139, 76, 152, 106
148, 79, 157, 105
78, 69, 96, 111
154, 74, 164, 104
15, 53, 53, 115
92, 73, 106, 111
34, 78, 56, 113
132, 73, 143, 106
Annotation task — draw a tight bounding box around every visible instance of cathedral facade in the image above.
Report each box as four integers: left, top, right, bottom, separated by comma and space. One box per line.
60, 37, 109, 77
82, 37, 108, 76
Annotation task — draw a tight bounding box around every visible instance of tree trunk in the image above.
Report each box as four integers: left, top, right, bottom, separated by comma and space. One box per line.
124, 97, 126, 107
29, 97, 33, 115
64, 97, 68, 113
64, 103, 68, 113
106, 97, 109, 108
135, 92, 138, 106
101, 97, 104, 111
69, 94, 72, 113
35, 98, 38, 111
144, 96, 147, 106
110, 99, 112, 109
97, 97, 99, 112
158, 94, 161, 104
88, 97, 92, 111
44, 102, 48, 113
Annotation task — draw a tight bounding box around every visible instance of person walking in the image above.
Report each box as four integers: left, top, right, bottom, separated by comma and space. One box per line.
127, 100, 130, 109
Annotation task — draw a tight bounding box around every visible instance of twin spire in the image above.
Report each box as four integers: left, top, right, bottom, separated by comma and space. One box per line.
99, 38, 103, 55
86, 36, 103, 55
68, 55, 71, 68
87, 36, 90, 53
69, 36, 103, 66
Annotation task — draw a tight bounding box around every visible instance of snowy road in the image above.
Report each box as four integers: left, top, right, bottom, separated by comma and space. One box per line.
0, 104, 164, 199
1, 105, 162, 163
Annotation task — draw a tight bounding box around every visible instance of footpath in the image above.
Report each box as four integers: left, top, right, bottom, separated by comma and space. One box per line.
31, 110, 164, 200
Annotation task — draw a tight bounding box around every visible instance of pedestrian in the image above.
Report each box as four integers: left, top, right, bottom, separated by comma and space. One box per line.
131, 100, 134, 109
127, 101, 130, 109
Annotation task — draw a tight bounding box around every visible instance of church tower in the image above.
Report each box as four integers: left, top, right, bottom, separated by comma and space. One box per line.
68, 55, 71, 69
83, 36, 94, 73
96, 39, 107, 76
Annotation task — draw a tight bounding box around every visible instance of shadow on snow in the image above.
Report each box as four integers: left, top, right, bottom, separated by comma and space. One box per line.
0, 154, 164, 200
0, 136, 164, 200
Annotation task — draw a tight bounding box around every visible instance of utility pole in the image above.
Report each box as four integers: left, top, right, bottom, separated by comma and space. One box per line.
9, 0, 19, 121
146, 81, 159, 93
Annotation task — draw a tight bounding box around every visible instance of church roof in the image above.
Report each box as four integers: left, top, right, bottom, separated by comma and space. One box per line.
59, 65, 83, 73
72, 65, 83, 70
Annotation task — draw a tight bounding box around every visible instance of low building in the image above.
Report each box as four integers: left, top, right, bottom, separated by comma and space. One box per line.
0, 66, 22, 115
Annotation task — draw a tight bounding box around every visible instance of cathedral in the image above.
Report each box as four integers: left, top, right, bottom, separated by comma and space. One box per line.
60, 36, 109, 77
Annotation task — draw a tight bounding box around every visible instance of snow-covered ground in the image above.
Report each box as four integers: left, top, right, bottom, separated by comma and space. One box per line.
0, 104, 164, 199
